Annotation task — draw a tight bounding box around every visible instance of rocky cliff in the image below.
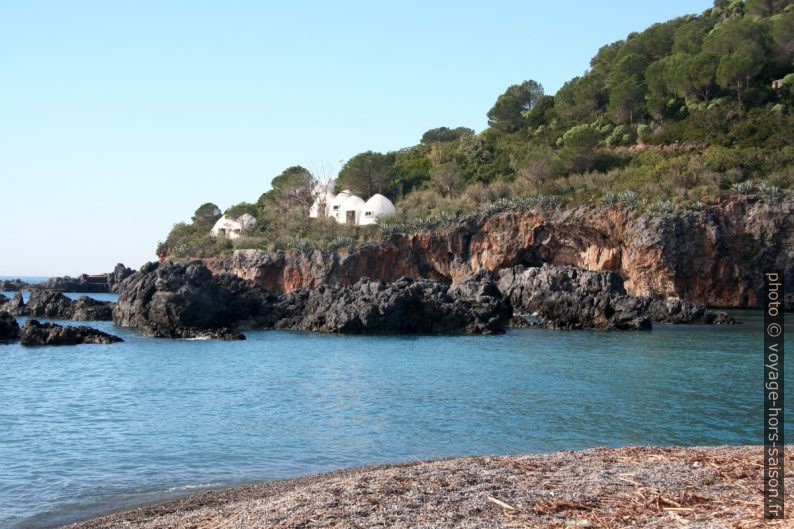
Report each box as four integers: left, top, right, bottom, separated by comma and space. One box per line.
206, 194, 792, 309
113, 262, 512, 337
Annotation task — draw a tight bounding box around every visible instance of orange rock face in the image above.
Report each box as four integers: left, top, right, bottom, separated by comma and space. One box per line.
205, 195, 792, 308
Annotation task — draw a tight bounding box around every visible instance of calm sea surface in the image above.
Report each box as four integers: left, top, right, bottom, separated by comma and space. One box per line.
0, 300, 789, 528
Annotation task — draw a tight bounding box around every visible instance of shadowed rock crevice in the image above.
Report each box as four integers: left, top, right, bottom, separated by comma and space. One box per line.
0, 311, 20, 342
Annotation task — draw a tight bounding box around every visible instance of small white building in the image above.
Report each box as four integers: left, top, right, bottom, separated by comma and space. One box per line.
339, 194, 366, 225
314, 187, 397, 226
210, 214, 257, 240
309, 179, 336, 218
359, 193, 396, 225
329, 189, 353, 222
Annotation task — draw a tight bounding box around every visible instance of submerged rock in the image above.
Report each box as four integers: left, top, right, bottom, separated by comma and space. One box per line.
19, 320, 123, 346
0, 311, 20, 342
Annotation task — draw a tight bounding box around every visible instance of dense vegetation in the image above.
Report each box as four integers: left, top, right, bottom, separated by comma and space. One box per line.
161, 0, 793, 258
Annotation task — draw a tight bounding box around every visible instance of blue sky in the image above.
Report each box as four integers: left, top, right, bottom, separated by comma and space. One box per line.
0, 0, 712, 276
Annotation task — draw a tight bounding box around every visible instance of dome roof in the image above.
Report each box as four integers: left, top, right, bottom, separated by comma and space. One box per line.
341, 195, 365, 209
359, 194, 396, 225
329, 189, 352, 210
210, 215, 244, 239
364, 194, 395, 214
211, 215, 240, 233
237, 213, 257, 230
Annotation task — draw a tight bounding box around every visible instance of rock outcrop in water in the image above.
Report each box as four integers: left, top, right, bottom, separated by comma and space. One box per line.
113, 262, 270, 339
0, 292, 26, 315
0, 278, 28, 291
274, 272, 511, 334
0, 311, 20, 342
205, 194, 792, 310
115, 260, 734, 336
497, 265, 734, 330
0, 290, 114, 321
18, 320, 123, 346
32, 263, 134, 293
114, 261, 512, 337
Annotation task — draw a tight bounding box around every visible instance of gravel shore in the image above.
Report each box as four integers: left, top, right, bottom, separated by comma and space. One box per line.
62, 446, 789, 529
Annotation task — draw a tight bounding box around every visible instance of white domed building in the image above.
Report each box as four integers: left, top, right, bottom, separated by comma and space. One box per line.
359, 193, 396, 225
311, 184, 398, 226
210, 213, 257, 240
339, 194, 366, 225
328, 190, 352, 223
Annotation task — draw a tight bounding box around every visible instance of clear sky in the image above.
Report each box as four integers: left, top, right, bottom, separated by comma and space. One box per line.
0, 0, 712, 276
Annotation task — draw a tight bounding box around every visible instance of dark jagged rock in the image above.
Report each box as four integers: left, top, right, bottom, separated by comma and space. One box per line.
498, 264, 735, 330
0, 279, 28, 291
644, 298, 736, 325
27, 290, 74, 318
114, 261, 276, 339
109, 263, 135, 292
32, 263, 134, 293
115, 261, 735, 336
274, 273, 511, 335
21, 290, 115, 321
19, 320, 122, 346
114, 261, 512, 337
71, 296, 115, 321
0, 292, 26, 316
0, 311, 20, 342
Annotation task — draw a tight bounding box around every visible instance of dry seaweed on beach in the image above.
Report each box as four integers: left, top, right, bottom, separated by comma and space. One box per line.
64, 445, 792, 529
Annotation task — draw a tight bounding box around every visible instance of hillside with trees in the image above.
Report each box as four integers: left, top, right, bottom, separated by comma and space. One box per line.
160, 0, 794, 259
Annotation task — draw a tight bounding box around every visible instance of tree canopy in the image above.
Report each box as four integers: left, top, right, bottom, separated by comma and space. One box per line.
337, 151, 395, 197
270, 165, 313, 192
191, 202, 222, 226
420, 127, 475, 144
486, 80, 544, 132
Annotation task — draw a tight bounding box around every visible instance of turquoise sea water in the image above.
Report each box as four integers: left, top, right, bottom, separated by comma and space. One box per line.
0, 277, 49, 284
0, 308, 790, 528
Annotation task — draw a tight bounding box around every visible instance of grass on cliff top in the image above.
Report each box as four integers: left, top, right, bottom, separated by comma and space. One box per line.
163, 177, 786, 261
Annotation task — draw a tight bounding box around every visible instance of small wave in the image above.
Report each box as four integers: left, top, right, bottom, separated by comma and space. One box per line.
164, 482, 224, 493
